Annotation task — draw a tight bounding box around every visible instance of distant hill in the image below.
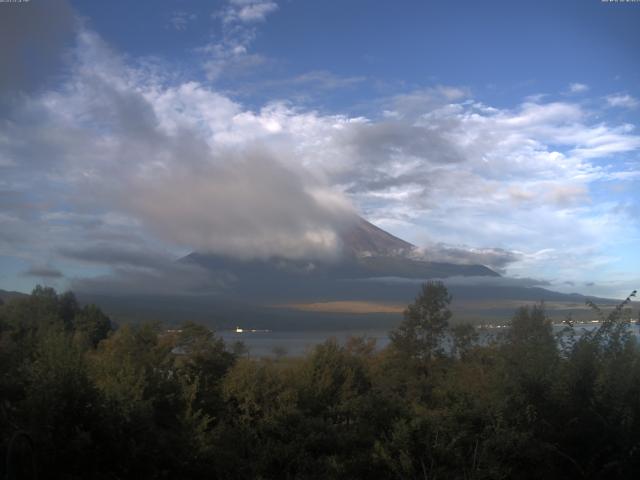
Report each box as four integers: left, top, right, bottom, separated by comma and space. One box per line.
0, 288, 28, 304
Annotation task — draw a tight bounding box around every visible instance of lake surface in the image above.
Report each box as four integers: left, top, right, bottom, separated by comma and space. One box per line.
219, 329, 391, 357
219, 322, 640, 357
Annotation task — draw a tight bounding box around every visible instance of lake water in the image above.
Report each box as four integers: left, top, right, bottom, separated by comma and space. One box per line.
219, 329, 391, 357
219, 322, 640, 357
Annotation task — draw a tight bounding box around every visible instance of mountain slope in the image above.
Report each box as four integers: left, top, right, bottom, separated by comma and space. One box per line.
339, 217, 414, 256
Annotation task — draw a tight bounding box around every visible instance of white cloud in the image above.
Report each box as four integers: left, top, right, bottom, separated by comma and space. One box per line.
606, 93, 639, 109
230, 1, 278, 23
569, 82, 589, 93
412, 244, 522, 273
1, 26, 639, 297
0, 30, 356, 264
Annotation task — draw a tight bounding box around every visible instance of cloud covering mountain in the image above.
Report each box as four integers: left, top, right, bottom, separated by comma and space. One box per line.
0, 0, 639, 298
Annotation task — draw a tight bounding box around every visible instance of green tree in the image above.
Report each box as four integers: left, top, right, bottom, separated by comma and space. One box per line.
390, 281, 452, 361
173, 322, 236, 419
450, 323, 479, 360
73, 303, 112, 347
57, 291, 79, 331
23, 329, 101, 477
486, 304, 561, 478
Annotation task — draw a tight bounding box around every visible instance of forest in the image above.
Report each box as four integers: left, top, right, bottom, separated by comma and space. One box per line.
1, 283, 639, 479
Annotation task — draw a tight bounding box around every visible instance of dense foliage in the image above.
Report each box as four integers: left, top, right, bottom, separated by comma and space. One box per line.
1, 283, 639, 479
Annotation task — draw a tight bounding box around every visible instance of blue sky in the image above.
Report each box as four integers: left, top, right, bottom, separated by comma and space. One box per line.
0, 0, 639, 298
75, 0, 640, 106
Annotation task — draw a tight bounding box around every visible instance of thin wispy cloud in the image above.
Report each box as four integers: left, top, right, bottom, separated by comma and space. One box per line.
203, 0, 279, 80
168, 11, 197, 31
23, 266, 64, 279
222, 0, 278, 24
569, 83, 589, 93
61, 244, 231, 295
